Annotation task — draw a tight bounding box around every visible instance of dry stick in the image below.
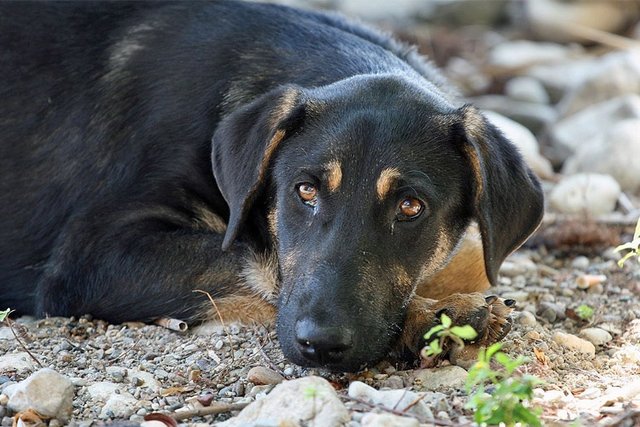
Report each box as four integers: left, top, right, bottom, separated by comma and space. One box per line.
171, 401, 250, 421
560, 21, 640, 51
5, 317, 43, 368
193, 289, 235, 362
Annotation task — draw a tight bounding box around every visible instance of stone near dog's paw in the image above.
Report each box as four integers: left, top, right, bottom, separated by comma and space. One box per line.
348, 381, 433, 421
219, 376, 348, 427
5, 368, 74, 422
552, 331, 595, 357
411, 365, 467, 391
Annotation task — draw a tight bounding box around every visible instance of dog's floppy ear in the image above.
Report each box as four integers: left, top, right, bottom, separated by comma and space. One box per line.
212, 85, 305, 250
455, 106, 544, 285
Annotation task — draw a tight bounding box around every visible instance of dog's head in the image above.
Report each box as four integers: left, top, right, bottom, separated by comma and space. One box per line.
212, 75, 543, 371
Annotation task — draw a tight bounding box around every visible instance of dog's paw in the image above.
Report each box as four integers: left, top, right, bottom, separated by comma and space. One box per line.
401, 293, 516, 366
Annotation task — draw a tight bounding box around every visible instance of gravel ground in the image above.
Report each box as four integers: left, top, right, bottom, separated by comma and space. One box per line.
1, 219, 640, 426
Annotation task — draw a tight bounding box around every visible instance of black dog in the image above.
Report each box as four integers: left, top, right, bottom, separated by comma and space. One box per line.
0, 1, 543, 371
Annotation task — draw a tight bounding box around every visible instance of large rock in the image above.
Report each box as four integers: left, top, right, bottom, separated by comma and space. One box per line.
411, 365, 468, 391
219, 376, 349, 427
527, 57, 597, 102
553, 331, 596, 358
489, 40, 573, 71
550, 95, 640, 162
558, 50, 640, 117
5, 368, 74, 422
99, 393, 138, 419
0, 352, 34, 374
549, 173, 621, 216
348, 381, 433, 421
483, 111, 554, 180
523, 0, 639, 43
505, 76, 550, 105
563, 119, 640, 193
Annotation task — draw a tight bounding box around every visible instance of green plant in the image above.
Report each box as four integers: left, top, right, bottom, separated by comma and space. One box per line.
465, 343, 543, 427
615, 216, 640, 267
421, 313, 478, 359
575, 304, 594, 321
0, 308, 10, 322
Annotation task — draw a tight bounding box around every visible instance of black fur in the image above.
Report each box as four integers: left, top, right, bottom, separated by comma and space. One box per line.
0, 1, 543, 371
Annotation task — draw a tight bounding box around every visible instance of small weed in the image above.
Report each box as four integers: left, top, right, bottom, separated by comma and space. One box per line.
421, 313, 477, 359
465, 343, 543, 427
614, 216, 640, 267
575, 304, 594, 321
0, 308, 10, 322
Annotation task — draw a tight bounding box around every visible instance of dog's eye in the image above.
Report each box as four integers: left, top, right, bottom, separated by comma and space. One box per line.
297, 183, 318, 207
397, 197, 424, 221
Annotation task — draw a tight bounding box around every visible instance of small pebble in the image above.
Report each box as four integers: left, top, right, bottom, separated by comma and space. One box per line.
247, 366, 285, 385
516, 310, 537, 326
571, 256, 590, 270
579, 328, 613, 347
553, 331, 596, 357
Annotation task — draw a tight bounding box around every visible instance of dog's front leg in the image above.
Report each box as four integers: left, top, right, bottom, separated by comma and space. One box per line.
400, 293, 515, 364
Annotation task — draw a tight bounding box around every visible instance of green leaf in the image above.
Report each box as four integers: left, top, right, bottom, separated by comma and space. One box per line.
575, 304, 594, 320
423, 324, 444, 341
513, 405, 542, 427
440, 313, 452, 328
485, 342, 503, 361
634, 216, 640, 241
0, 308, 10, 322
617, 250, 637, 268
450, 325, 478, 340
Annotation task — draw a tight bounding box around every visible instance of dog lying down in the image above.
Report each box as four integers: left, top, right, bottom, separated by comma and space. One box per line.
0, 1, 543, 372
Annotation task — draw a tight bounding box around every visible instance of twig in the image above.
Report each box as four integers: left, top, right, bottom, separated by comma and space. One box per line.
170, 401, 250, 421
155, 317, 188, 332
561, 21, 640, 51
193, 290, 235, 362
5, 317, 43, 368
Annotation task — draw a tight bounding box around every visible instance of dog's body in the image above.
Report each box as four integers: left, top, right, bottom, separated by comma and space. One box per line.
0, 1, 543, 371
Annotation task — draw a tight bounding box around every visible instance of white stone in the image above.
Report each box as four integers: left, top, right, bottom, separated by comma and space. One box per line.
0, 352, 34, 373
412, 366, 467, 391
127, 369, 161, 392
516, 310, 537, 327
505, 76, 550, 104
524, 0, 637, 43
579, 328, 613, 347
361, 412, 419, 427
563, 119, 640, 193
549, 173, 621, 216
5, 368, 74, 422
489, 40, 572, 71
551, 95, 640, 160
348, 381, 433, 420
483, 111, 554, 180
99, 392, 138, 419
220, 376, 349, 427
0, 327, 15, 340
553, 331, 595, 357
527, 57, 596, 98
558, 50, 640, 117
87, 381, 120, 401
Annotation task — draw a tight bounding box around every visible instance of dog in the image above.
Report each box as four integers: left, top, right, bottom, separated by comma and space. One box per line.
0, 1, 543, 371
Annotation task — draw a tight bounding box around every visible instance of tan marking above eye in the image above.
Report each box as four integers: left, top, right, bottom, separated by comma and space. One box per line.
376, 168, 401, 201
297, 183, 318, 206
398, 197, 423, 219
325, 160, 342, 193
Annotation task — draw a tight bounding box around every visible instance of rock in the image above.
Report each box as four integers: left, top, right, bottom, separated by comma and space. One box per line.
558, 50, 640, 117
127, 369, 161, 392
4, 368, 74, 422
550, 95, 640, 162
412, 366, 467, 391
571, 256, 590, 270
0, 328, 15, 341
579, 328, 613, 347
527, 57, 598, 101
470, 95, 557, 134
563, 119, 640, 192
219, 376, 349, 427
87, 381, 120, 401
549, 173, 621, 216
0, 353, 35, 374
483, 111, 554, 179
348, 381, 433, 421
517, 310, 537, 327
380, 375, 404, 389
99, 392, 138, 419
247, 366, 284, 385
501, 290, 529, 303
505, 76, 550, 104
489, 40, 572, 71
361, 412, 419, 427
537, 302, 566, 323
553, 331, 596, 357
523, 0, 639, 43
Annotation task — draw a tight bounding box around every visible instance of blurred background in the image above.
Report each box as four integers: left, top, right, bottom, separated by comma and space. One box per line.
262, 0, 640, 233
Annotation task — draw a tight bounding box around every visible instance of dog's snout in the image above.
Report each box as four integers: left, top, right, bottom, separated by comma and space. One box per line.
295, 318, 353, 365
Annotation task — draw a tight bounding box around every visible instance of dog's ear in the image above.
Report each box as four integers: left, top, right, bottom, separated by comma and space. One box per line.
212, 85, 305, 250
455, 106, 544, 285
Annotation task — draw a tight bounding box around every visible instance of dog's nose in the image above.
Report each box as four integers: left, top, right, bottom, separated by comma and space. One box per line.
295, 318, 353, 365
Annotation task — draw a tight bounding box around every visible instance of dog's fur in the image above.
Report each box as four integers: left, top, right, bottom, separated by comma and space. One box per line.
0, 1, 543, 371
